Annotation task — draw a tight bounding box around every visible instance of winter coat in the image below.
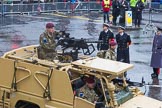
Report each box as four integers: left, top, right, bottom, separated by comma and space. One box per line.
150, 35, 162, 68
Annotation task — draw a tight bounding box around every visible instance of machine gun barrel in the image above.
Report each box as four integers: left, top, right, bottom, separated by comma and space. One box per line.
57, 30, 105, 61
112, 78, 144, 87
57, 38, 103, 54
84, 40, 103, 44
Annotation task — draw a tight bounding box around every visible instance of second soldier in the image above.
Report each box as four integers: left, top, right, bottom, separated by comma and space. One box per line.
38, 22, 59, 61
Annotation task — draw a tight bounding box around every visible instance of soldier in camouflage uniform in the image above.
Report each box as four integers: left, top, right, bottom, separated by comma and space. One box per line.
77, 76, 99, 103
38, 23, 59, 61
97, 40, 117, 61
104, 41, 117, 60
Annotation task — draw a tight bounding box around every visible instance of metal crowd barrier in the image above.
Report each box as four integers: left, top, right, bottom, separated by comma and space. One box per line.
0, 1, 161, 16
0, 1, 102, 15
0, 3, 57, 15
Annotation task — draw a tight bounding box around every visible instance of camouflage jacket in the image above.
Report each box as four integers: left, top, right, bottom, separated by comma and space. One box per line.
39, 31, 59, 51
104, 49, 116, 60
77, 85, 99, 103
97, 49, 116, 61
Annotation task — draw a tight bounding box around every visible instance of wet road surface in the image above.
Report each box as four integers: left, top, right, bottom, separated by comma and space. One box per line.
0, 12, 162, 101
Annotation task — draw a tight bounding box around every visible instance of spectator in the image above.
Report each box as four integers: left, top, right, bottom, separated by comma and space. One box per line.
102, 0, 112, 23
112, 0, 120, 25
119, 0, 129, 26
134, 0, 144, 28
71, 0, 76, 12
130, 0, 138, 21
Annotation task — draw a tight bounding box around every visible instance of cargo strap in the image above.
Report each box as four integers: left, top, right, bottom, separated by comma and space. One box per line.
11, 61, 17, 91
43, 68, 53, 100
11, 61, 31, 91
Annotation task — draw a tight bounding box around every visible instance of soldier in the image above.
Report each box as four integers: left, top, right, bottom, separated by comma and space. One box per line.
105, 40, 117, 60
97, 23, 114, 51
150, 27, 162, 79
97, 40, 117, 61
38, 22, 59, 61
116, 26, 131, 63
77, 76, 99, 103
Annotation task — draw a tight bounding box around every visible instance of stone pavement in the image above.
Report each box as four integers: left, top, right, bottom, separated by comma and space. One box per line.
142, 12, 162, 28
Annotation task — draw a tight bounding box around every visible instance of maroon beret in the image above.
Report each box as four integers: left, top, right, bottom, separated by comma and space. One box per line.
46, 23, 54, 28
86, 76, 95, 84
109, 41, 117, 46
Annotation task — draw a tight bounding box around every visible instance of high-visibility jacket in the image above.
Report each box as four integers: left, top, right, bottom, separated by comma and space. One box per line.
104, 0, 110, 8
130, 0, 138, 7
102, 0, 112, 12
130, 0, 145, 7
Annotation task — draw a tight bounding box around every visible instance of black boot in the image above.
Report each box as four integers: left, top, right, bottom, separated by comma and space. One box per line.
151, 73, 158, 79
152, 68, 159, 79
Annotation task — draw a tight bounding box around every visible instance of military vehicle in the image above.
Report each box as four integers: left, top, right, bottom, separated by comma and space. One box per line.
0, 45, 162, 108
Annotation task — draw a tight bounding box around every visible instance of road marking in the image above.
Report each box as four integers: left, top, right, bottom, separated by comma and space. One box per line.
43, 13, 109, 22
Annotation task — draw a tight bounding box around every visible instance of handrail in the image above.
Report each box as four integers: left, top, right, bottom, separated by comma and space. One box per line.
15, 66, 32, 83
34, 69, 53, 100
11, 64, 32, 91
34, 71, 48, 90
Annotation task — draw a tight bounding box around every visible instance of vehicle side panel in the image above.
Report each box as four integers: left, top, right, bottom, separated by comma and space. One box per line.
0, 58, 15, 89
74, 97, 95, 108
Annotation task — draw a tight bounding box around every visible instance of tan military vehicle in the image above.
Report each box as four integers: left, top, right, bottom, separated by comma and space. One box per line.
0, 45, 162, 108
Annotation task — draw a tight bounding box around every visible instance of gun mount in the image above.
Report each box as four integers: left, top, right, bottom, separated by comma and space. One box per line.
54, 31, 103, 61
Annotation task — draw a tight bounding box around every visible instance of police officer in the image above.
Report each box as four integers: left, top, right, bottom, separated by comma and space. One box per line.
150, 27, 162, 79
97, 23, 114, 51
39, 22, 59, 61
116, 26, 131, 63
77, 76, 99, 103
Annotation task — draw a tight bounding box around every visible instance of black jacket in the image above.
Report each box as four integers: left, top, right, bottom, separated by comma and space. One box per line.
97, 30, 114, 50
135, 1, 145, 12
112, 0, 120, 16
116, 32, 131, 49
116, 32, 131, 63
120, 1, 129, 17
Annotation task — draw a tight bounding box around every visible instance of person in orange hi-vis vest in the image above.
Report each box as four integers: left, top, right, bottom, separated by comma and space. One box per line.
102, 0, 112, 23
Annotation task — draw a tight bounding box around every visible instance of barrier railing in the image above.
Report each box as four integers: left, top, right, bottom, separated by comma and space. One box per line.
0, 1, 102, 15
0, 1, 161, 15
